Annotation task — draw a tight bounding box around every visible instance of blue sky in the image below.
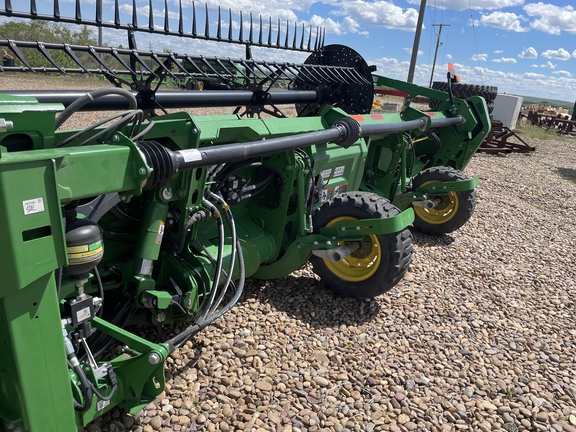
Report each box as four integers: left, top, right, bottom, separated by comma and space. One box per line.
6, 0, 576, 102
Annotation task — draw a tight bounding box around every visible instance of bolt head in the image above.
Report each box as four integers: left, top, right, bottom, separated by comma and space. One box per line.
162, 188, 173, 200
148, 352, 161, 365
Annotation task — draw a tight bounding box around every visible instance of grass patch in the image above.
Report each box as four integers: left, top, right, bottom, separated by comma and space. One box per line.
517, 125, 572, 142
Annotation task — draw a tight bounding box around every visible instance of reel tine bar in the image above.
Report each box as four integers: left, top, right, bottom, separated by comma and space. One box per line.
0, 0, 324, 53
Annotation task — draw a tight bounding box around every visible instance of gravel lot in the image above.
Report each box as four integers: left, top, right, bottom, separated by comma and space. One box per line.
2, 76, 575, 432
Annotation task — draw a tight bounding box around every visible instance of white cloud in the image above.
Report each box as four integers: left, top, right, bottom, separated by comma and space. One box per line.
518, 47, 538, 59
480, 12, 529, 32
494, 50, 503, 54
493, 57, 517, 63
524, 3, 576, 35
308, 15, 346, 35
540, 61, 556, 69
553, 70, 572, 77
182, 0, 307, 19
524, 72, 546, 79
446, 54, 453, 60
406, 0, 524, 11
334, 1, 419, 31
541, 48, 571, 60
471, 53, 488, 61
403, 48, 423, 55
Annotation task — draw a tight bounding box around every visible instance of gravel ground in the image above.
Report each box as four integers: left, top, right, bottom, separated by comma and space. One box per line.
2, 77, 575, 432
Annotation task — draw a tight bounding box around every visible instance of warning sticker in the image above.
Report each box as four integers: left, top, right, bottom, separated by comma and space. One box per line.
22, 198, 45, 216
333, 166, 345, 177
68, 245, 89, 253
68, 245, 103, 263
335, 183, 348, 195
320, 168, 332, 179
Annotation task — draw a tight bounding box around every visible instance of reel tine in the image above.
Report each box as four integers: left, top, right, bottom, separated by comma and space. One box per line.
75, 0, 81, 21
284, 20, 289, 48
96, 0, 102, 24
164, 0, 169, 32
54, 0, 60, 19
249, 13, 253, 44
178, 0, 183, 34
306, 25, 312, 51
228, 9, 233, 41
217, 6, 221, 40
114, 0, 120, 26
299, 23, 304, 50
267, 17, 272, 46
63, 44, 90, 74
148, 0, 154, 30
31, 0, 37, 16
276, 18, 281, 47
192, 1, 197, 36
5, 0, 11, 15
292, 22, 297, 49
228, 59, 250, 81
132, 0, 138, 28
204, 3, 209, 38
7, 41, 34, 72
239, 11, 243, 41
37, 42, 66, 73
258, 15, 262, 45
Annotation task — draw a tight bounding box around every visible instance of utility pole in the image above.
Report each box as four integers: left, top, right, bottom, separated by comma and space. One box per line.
407, 0, 426, 83
429, 23, 450, 87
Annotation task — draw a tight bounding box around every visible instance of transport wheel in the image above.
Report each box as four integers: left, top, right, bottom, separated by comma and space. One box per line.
410, 166, 476, 235
311, 192, 412, 299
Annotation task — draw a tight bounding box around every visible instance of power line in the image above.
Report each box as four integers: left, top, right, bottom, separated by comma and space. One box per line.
468, 0, 483, 84
429, 23, 450, 87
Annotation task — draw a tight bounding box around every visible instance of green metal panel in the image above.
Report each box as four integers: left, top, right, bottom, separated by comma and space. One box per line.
0, 159, 66, 293
0, 274, 77, 432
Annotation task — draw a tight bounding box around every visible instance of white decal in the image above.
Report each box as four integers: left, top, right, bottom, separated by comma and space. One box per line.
22, 198, 45, 215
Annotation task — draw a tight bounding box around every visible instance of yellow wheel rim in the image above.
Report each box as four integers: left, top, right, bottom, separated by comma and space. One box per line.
323, 216, 381, 282
413, 180, 459, 224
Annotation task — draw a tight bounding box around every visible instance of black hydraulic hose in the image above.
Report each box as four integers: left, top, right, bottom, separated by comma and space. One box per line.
175, 209, 209, 254
199, 198, 225, 318
94, 266, 104, 317
55, 87, 138, 128
71, 363, 94, 413
164, 235, 246, 353
64, 331, 93, 412
203, 192, 237, 315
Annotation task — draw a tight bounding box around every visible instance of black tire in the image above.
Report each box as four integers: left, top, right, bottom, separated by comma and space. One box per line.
429, 81, 498, 113
411, 166, 476, 235
310, 192, 413, 299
